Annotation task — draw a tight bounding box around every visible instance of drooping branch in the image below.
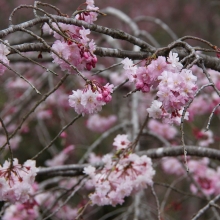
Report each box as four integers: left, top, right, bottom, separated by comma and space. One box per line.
8, 41, 220, 73
0, 15, 155, 51
37, 146, 220, 177
143, 145, 220, 161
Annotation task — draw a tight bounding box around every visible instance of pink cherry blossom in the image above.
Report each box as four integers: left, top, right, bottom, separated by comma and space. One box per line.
88, 152, 102, 164
190, 167, 217, 196
161, 157, 185, 175
121, 58, 137, 82
2, 202, 39, 220
148, 119, 177, 140
147, 56, 168, 82
86, 114, 117, 132
147, 100, 163, 119
113, 134, 131, 150
194, 129, 214, 147
167, 51, 183, 71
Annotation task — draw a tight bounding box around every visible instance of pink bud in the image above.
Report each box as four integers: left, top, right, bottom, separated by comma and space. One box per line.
60, 132, 67, 138
104, 95, 112, 102
92, 56, 97, 63
97, 94, 103, 101
103, 90, 108, 96
86, 63, 92, 71
84, 52, 89, 59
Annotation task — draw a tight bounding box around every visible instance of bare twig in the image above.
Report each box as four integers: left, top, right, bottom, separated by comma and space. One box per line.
79, 121, 129, 164
151, 185, 161, 220
192, 194, 220, 220
32, 114, 82, 160
206, 102, 220, 131
0, 74, 69, 153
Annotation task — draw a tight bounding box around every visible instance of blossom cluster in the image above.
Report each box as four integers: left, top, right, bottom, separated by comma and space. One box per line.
193, 128, 214, 147
2, 183, 79, 220
69, 82, 114, 115
187, 66, 220, 120
84, 134, 155, 206
161, 157, 220, 196
76, 0, 99, 23
148, 119, 177, 140
2, 200, 39, 220
122, 52, 198, 124
45, 0, 99, 72
86, 114, 117, 132
0, 158, 38, 203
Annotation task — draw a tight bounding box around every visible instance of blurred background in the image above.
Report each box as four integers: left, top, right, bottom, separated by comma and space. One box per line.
0, 1, 220, 219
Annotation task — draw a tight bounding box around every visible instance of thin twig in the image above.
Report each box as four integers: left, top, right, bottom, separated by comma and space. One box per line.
151, 185, 161, 220
0, 59, 41, 94
93, 62, 122, 75
0, 74, 69, 153
206, 102, 220, 131
192, 194, 220, 220
0, 117, 13, 166
32, 114, 82, 160
43, 177, 87, 220
79, 121, 129, 164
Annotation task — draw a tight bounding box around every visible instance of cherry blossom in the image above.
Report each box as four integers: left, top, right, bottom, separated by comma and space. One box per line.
2, 202, 39, 220
121, 58, 137, 82
88, 152, 102, 164
76, 0, 99, 23
113, 134, 131, 150
167, 51, 183, 71
194, 129, 214, 147
188, 159, 217, 196
161, 157, 185, 175
148, 119, 177, 140
86, 114, 117, 132
162, 157, 219, 196
147, 100, 163, 119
